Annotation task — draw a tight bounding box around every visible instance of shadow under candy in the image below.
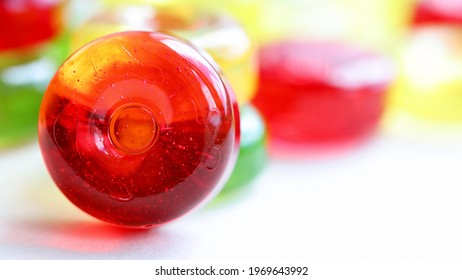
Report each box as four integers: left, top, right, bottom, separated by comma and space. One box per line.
0, 167, 193, 259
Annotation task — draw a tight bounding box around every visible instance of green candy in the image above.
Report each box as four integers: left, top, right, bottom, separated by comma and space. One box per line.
0, 49, 58, 148
221, 105, 268, 195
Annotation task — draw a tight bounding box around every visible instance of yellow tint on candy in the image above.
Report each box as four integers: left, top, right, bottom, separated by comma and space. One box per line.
260, 0, 413, 48
72, 4, 257, 104
390, 27, 462, 122
60, 36, 142, 99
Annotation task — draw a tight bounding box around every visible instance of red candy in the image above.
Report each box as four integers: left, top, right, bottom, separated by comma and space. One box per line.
0, 0, 63, 51
413, 0, 462, 26
38, 31, 239, 228
253, 41, 394, 143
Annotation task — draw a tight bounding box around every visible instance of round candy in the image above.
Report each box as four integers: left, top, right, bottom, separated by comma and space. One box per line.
252, 41, 394, 143
38, 31, 239, 228
222, 105, 267, 194
72, 4, 257, 104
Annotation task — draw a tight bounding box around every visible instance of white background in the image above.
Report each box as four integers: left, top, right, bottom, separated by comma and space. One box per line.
1, 110, 462, 261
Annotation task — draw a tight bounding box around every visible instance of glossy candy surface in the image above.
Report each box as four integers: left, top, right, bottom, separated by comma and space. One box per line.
73, 4, 265, 197
39, 31, 239, 228
72, 4, 257, 104
253, 41, 394, 143
222, 105, 267, 194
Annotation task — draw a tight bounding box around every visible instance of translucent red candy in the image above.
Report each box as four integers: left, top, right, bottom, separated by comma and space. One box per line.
253, 41, 394, 143
0, 0, 63, 51
38, 31, 239, 228
413, 0, 462, 25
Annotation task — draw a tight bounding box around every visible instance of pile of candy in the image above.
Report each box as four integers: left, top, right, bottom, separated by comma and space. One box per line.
1, 0, 459, 228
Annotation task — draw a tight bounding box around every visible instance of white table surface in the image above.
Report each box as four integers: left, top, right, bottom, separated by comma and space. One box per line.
1, 111, 462, 260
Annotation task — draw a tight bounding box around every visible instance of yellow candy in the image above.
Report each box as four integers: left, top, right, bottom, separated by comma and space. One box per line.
104, 0, 261, 37
390, 27, 462, 122
253, 0, 414, 49
73, 4, 257, 104
104, 0, 414, 47
186, 0, 412, 50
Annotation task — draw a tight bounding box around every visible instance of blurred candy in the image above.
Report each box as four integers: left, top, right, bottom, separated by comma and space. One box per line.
0, 0, 63, 148
413, 0, 462, 25
38, 31, 239, 228
389, 0, 462, 122
0, 0, 63, 51
253, 0, 413, 51
0, 52, 57, 148
103, 0, 260, 29
222, 105, 267, 194
391, 27, 462, 122
164, 0, 262, 40
72, 4, 258, 104
102, 0, 414, 51
253, 41, 394, 143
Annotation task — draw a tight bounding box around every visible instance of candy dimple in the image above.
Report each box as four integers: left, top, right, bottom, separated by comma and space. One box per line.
108, 103, 158, 155
39, 31, 239, 228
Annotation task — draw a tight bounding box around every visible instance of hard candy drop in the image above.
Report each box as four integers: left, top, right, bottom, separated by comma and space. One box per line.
38, 31, 239, 228
253, 41, 394, 143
